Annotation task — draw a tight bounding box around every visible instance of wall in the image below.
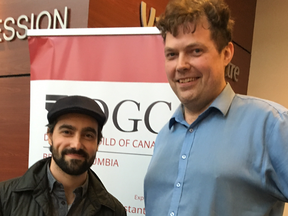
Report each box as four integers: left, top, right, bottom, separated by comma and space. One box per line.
248, 0, 288, 108
224, 0, 256, 94
248, 1, 288, 214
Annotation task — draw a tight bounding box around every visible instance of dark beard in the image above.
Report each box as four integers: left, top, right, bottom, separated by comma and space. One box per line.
50, 144, 96, 176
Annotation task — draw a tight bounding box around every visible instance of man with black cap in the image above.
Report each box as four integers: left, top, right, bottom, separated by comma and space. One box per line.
0, 95, 127, 216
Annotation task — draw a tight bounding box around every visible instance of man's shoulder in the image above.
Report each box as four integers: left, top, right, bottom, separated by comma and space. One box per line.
158, 120, 171, 133
0, 158, 50, 195
233, 94, 288, 115
0, 176, 22, 198
0, 176, 21, 189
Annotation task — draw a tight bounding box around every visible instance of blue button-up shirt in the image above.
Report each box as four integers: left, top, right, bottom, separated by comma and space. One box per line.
144, 84, 288, 216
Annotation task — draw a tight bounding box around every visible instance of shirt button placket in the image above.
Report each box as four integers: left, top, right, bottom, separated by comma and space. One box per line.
168, 127, 193, 216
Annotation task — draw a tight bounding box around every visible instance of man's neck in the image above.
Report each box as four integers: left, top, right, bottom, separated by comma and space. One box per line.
182, 84, 226, 125
182, 103, 210, 125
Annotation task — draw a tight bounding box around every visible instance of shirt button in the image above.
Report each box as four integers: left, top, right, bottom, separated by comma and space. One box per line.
181, 155, 186, 160
176, 183, 181, 188
61, 201, 66, 205
170, 212, 175, 216
189, 128, 193, 133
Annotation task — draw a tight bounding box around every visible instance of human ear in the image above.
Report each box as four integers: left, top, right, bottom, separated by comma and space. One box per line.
223, 42, 234, 66
47, 129, 52, 146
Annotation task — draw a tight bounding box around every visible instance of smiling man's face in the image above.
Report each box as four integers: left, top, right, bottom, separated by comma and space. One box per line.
48, 113, 99, 176
164, 16, 233, 115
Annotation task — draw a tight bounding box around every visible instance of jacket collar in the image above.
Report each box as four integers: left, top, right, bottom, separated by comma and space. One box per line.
12, 157, 118, 214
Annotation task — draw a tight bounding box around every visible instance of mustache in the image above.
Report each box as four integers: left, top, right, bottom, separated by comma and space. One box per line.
62, 148, 89, 158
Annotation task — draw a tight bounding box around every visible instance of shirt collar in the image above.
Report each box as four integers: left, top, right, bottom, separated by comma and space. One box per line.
47, 162, 89, 199
209, 83, 235, 116
169, 83, 235, 128
47, 162, 56, 193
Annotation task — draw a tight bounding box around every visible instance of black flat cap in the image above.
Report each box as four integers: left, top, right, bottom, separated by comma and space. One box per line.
47, 95, 106, 129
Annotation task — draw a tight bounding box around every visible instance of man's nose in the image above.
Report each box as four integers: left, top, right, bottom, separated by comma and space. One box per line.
70, 134, 82, 150
176, 53, 191, 72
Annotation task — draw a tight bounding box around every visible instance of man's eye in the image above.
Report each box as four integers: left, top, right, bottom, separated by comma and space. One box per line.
192, 48, 202, 56
165, 52, 176, 59
85, 133, 96, 139
60, 130, 72, 136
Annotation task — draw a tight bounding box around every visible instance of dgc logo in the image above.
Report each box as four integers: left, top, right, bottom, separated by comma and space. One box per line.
45, 94, 173, 134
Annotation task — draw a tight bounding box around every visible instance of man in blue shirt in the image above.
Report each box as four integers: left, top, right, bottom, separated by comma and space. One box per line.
144, 0, 288, 215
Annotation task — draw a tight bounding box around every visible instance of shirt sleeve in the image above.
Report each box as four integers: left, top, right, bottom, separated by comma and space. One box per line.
267, 110, 288, 201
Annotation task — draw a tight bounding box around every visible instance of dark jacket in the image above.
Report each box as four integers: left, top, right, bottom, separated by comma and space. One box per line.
0, 158, 127, 216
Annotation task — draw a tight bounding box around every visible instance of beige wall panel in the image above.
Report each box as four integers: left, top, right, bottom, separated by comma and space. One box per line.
249, 0, 288, 108
249, 0, 288, 214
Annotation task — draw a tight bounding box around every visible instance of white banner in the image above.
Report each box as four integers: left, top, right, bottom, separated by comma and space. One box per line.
28, 28, 180, 215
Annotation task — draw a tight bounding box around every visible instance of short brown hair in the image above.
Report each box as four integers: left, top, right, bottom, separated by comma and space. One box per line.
156, 0, 234, 52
